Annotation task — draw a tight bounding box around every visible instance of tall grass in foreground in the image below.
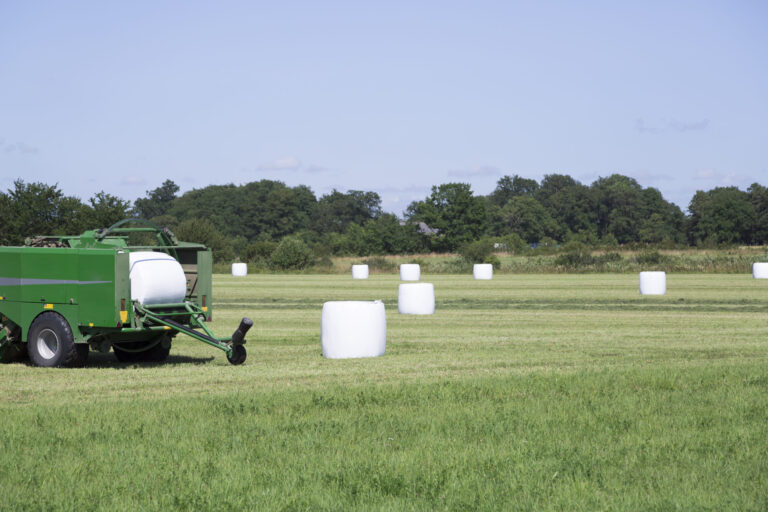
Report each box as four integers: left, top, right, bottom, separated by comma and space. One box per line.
1, 274, 767, 510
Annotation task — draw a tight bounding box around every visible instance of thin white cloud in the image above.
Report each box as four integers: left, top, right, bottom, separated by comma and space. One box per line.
120, 176, 147, 186
447, 165, 501, 178
668, 119, 709, 132
695, 169, 716, 179
0, 138, 40, 155
257, 156, 302, 171
634, 118, 659, 134
254, 156, 328, 173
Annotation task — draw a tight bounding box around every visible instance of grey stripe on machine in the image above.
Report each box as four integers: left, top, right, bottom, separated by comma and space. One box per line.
0, 277, 112, 286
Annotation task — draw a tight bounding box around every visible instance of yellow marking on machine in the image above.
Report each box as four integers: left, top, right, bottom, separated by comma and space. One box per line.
164, 326, 171, 330
202, 306, 208, 312
44, 304, 53, 310
89, 323, 94, 327
120, 311, 128, 323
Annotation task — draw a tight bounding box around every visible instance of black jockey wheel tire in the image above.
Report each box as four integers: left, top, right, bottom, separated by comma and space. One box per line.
27, 312, 88, 368
227, 345, 247, 365
113, 336, 171, 363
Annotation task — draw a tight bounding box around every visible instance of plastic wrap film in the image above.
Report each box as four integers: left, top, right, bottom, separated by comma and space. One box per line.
399, 263, 421, 281
639, 271, 666, 295
752, 263, 768, 279
321, 301, 386, 359
473, 264, 493, 280
129, 251, 188, 305
398, 283, 435, 315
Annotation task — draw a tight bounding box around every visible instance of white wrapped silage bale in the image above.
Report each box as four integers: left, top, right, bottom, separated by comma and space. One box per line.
352, 264, 369, 279
129, 251, 187, 305
398, 283, 435, 315
639, 271, 666, 295
232, 262, 248, 277
400, 263, 421, 281
752, 263, 768, 279
321, 301, 386, 359
473, 263, 493, 280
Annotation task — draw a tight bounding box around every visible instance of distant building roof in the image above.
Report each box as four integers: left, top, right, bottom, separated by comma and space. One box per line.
399, 221, 440, 235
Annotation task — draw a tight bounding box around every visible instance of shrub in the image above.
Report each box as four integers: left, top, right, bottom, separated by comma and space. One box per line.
501, 233, 528, 254
596, 252, 622, 264
484, 254, 501, 269
555, 250, 595, 268
245, 240, 277, 262
635, 250, 664, 265
361, 256, 396, 272
459, 239, 495, 263
269, 237, 314, 270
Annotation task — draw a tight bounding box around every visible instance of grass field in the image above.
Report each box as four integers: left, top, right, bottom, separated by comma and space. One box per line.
1, 274, 767, 510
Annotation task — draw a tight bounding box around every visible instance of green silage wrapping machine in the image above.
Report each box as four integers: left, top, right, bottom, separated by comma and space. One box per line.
0, 219, 252, 367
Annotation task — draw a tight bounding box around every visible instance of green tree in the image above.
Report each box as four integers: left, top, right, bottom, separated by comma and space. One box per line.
5, 180, 87, 243
0, 191, 13, 244
638, 188, 685, 244
748, 183, 768, 244
133, 179, 180, 219
407, 183, 487, 251
687, 187, 755, 245
489, 175, 539, 206
591, 175, 647, 243
86, 191, 132, 228
340, 214, 427, 256
536, 174, 597, 237
312, 189, 382, 234
168, 180, 317, 241
501, 196, 559, 243
174, 218, 234, 263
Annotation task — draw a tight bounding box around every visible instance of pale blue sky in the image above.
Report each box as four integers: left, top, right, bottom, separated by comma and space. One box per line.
1, 1, 766, 215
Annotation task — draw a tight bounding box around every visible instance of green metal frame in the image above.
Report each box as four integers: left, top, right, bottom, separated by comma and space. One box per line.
0, 219, 251, 365
134, 301, 237, 357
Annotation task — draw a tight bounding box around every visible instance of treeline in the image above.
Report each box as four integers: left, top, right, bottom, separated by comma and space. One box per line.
1, 174, 767, 267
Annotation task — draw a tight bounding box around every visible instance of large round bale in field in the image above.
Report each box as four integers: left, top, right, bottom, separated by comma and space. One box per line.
232, 262, 248, 277
752, 262, 768, 279
129, 251, 187, 305
398, 283, 435, 315
352, 264, 369, 279
400, 263, 421, 281
321, 301, 386, 358
639, 271, 666, 295
473, 263, 493, 280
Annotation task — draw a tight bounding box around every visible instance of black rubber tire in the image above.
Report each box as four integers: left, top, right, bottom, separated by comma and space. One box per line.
113, 337, 171, 363
27, 312, 87, 368
227, 344, 247, 365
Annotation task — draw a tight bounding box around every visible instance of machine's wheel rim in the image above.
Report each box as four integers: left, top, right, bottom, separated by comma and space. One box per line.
37, 328, 59, 360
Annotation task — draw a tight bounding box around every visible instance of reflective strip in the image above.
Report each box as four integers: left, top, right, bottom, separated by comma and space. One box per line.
0, 278, 112, 286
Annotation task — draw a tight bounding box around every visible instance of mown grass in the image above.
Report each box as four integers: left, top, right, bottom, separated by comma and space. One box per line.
1, 274, 767, 510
